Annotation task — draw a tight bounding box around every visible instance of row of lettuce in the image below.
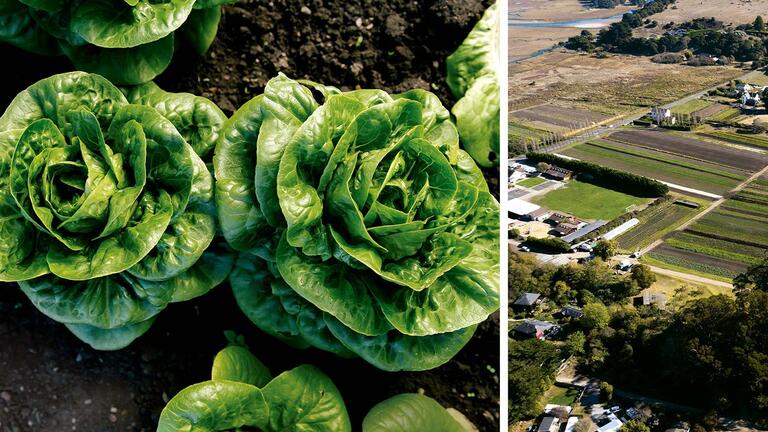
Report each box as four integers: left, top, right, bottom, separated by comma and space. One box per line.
0, 1, 500, 370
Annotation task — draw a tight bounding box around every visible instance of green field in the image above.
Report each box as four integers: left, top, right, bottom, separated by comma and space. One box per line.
532, 179, 649, 221
561, 140, 746, 194
648, 179, 768, 280
707, 108, 742, 122
510, 122, 548, 141
517, 177, 547, 188
673, 99, 711, 115
545, 385, 580, 407
616, 200, 702, 251
642, 273, 732, 306
699, 131, 768, 150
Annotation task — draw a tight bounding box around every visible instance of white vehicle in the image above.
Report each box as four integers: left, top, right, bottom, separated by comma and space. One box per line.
520, 245, 531, 252
630, 250, 642, 258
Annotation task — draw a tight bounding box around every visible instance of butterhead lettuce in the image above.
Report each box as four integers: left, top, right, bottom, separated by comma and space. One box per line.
215, 74, 499, 371
447, 1, 500, 168
0, 72, 233, 349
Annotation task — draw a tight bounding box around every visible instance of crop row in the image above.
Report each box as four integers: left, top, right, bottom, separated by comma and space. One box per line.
666, 232, 765, 265
699, 131, 768, 150
616, 202, 698, 250
646, 250, 742, 279
706, 108, 742, 122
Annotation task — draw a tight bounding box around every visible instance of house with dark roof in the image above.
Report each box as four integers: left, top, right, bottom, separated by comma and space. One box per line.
513, 319, 561, 340
554, 222, 580, 236
512, 292, 543, 314
557, 306, 584, 319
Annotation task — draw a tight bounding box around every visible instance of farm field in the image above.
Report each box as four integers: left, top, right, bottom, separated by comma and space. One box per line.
647, 178, 768, 279
706, 108, 743, 123
561, 140, 748, 195
698, 131, 768, 150
608, 129, 768, 173
531, 179, 650, 221
517, 177, 547, 188
633, 0, 768, 38
510, 104, 612, 132
509, 52, 744, 114
673, 99, 712, 115
616, 199, 704, 251
690, 103, 730, 120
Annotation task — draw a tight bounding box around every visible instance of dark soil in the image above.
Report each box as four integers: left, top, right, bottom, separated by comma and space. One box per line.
0, 1, 499, 431
0, 286, 499, 432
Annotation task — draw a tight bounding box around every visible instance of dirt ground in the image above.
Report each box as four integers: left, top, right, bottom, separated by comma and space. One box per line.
0, 1, 500, 431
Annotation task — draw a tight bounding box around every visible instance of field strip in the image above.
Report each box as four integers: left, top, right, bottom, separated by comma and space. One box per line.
657, 181, 722, 199
647, 265, 733, 289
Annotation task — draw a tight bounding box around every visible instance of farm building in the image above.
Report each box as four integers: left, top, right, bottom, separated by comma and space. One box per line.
508, 198, 541, 218
563, 417, 579, 432
547, 212, 575, 224
537, 416, 560, 432
513, 319, 560, 340
562, 220, 608, 243
634, 292, 667, 309
554, 222, 580, 236
557, 306, 584, 319
527, 208, 552, 222
650, 108, 675, 124
509, 169, 527, 184
602, 218, 640, 241
512, 292, 543, 313
544, 166, 574, 181
595, 414, 623, 432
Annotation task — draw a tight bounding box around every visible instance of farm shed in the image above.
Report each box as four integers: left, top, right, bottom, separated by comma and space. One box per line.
634, 292, 668, 309
602, 218, 640, 241
554, 222, 580, 236
537, 416, 560, 432
508, 198, 541, 218
527, 208, 552, 222
544, 166, 574, 181
562, 220, 608, 243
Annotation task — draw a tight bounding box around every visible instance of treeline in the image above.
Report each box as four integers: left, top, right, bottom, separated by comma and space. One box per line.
582, 258, 768, 426
523, 237, 572, 253
565, 8, 767, 62
526, 152, 669, 197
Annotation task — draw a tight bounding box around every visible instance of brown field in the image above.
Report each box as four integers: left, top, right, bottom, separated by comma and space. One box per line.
609, 129, 768, 172
509, 51, 744, 114
692, 103, 731, 120
634, 0, 768, 37
510, 104, 612, 129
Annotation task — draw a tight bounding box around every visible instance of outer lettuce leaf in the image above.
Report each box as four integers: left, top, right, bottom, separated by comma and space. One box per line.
211, 345, 272, 387
446, 1, 499, 167
60, 35, 175, 86
158, 380, 269, 432
70, 0, 196, 48
179, 6, 220, 56
65, 318, 155, 350
362, 393, 468, 432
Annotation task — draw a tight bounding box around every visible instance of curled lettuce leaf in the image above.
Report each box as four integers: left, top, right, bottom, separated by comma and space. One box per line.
158, 343, 352, 432
0, 72, 233, 349
0, 0, 236, 84
362, 393, 471, 432
214, 74, 499, 371
446, 1, 499, 167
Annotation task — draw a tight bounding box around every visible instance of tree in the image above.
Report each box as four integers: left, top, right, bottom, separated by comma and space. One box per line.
574, 417, 595, 432
593, 240, 618, 260
733, 257, 768, 294
537, 162, 551, 173
582, 303, 611, 330
754, 16, 765, 31
551, 280, 571, 305
630, 264, 656, 289
620, 420, 651, 432
600, 381, 614, 402
565, 331, 586, 356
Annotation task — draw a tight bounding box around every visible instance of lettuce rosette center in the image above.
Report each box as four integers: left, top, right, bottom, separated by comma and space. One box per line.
0, 72, 231, 349
216, 74, 499, 371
